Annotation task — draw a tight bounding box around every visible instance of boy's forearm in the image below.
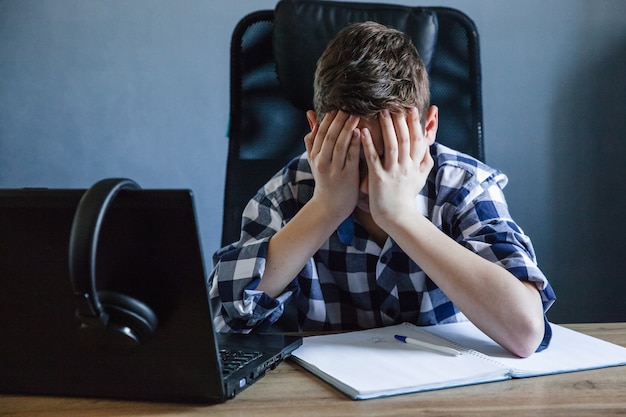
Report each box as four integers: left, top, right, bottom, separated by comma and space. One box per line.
381, 212, 545, 357
256, 199, 345, 298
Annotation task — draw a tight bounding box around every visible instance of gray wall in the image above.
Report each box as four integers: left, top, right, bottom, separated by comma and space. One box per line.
1, 0, 624, 323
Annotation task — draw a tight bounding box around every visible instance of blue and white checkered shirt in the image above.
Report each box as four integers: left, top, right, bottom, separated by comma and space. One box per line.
209, 143, 556, 337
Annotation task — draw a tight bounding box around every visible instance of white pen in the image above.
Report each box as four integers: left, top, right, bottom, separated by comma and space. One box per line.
394, 335, 462, 357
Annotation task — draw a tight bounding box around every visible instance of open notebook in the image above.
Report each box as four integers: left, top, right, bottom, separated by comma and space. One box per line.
290, 321, 626, 400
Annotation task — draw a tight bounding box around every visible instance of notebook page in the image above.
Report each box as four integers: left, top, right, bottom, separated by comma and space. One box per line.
291, 323, 509, 399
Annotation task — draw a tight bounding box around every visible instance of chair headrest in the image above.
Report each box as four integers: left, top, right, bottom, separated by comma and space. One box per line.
273, 0, 439, 111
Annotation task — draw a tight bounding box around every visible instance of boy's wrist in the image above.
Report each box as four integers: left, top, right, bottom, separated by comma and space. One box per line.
374, 205, 423, 237
307, 195, 354, 228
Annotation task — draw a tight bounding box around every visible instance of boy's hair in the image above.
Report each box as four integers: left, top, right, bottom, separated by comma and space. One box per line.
314, 21, 430, 126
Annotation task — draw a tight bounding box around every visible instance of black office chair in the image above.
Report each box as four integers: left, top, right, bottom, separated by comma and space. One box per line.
221, 0, 484, 247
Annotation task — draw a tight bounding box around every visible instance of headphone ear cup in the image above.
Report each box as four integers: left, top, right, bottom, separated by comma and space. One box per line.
100, 290, 158, 338
82, 291, 158, 350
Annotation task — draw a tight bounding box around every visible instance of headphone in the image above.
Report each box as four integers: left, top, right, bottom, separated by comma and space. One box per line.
69, 178, 158, 350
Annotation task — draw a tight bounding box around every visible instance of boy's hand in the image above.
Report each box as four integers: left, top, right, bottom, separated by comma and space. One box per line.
304, 110, 361, 222
361, 107, 434, 227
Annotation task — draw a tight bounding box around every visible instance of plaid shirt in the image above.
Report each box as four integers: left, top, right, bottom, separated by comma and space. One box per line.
209, 143, 556, 336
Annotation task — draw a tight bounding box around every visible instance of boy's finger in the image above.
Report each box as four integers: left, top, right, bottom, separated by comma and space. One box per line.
408, 107, 427, 161
320, 111, 351, 160
312, 110, 337, 156
332, 113, 360, 166
345, 128, 362, 169
392, 111, 411, 164
360, 127, 381, 171
378, 110, 398, 169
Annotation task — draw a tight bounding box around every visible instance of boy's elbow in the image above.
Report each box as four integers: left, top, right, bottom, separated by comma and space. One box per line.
508, 315, 545, 358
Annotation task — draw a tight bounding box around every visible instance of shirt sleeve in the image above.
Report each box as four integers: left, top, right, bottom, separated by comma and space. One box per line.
438, 165, 556, 311
437, 164, 557, 351
209, 158, 310, 332
208, 238, 291, 332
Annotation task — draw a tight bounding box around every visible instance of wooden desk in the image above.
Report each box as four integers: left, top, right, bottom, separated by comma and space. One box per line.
2, 323, 625, 416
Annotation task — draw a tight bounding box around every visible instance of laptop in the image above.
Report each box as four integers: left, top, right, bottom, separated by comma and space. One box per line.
0, 186, 301, 403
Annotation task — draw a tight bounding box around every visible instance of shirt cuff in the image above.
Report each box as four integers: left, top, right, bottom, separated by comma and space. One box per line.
536, 316, 553, 352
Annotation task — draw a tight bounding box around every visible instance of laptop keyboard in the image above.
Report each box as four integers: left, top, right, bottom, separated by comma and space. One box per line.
220, 349, 263, 377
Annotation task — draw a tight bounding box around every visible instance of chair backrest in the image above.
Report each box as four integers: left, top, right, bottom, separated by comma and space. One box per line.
222, 0, 483, 247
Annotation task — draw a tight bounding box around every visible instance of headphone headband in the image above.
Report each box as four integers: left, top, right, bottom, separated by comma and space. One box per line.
69, 178, 141, 326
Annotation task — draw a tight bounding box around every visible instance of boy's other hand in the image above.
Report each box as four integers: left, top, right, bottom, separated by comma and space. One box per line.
304, 110, 361, 222
361, 107, 434, 228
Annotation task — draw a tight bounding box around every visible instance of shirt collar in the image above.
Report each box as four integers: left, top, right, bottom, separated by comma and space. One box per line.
337, 216, 354, 246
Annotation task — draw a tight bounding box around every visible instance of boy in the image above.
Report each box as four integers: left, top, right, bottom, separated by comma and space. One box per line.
210, 21, 555, 357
